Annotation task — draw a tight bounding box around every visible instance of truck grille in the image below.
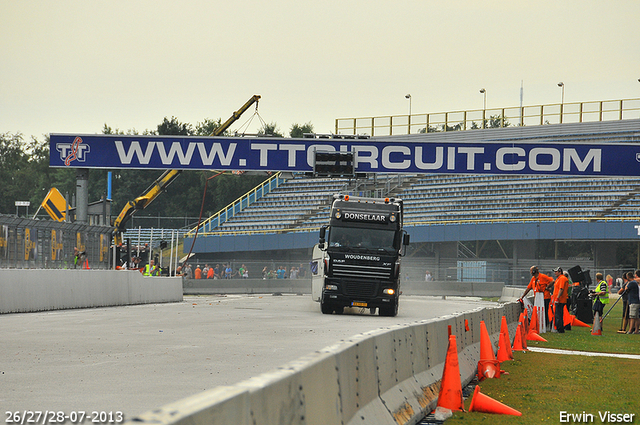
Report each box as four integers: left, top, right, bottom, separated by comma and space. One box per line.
343, 280, 377, 298
331, 262, 392, 280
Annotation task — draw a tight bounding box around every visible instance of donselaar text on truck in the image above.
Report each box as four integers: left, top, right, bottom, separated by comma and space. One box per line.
311, 194, 410, 316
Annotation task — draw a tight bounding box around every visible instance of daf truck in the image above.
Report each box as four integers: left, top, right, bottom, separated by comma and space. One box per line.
312, 194, 409, 316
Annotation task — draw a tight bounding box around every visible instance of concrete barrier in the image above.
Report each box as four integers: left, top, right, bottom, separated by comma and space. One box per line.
183, 278, 309, 295
499, 285, 528, 302
0, 269, 183, 314
403, 280, 504, 297
128, 302, 520, 425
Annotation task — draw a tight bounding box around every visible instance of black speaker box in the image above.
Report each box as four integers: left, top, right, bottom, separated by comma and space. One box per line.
568, 265, 583, 283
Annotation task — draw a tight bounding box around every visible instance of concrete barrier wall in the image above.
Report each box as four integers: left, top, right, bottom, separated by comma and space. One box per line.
0, 269, 183, 314
183, 278, 309, 295
402, 280, 504, 297
183, 279, 505, 298
499, 285, 528, 302
129, 302, 520, 425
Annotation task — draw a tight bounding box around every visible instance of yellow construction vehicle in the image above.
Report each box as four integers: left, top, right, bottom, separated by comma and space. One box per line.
112, 95, 261, 245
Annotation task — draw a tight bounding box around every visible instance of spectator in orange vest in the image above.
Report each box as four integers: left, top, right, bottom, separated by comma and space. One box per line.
550, 267, 570, 333
207, 264, 215, 279
520, 266, 554, 332
194, 265, 202, 279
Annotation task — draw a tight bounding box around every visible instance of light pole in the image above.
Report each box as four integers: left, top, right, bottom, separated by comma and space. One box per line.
558, 82, 564, 123
479, 88, 486, 128
405, 94, 412, 134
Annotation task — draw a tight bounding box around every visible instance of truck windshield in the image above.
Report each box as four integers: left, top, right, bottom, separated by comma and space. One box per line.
328, 227, 396, 252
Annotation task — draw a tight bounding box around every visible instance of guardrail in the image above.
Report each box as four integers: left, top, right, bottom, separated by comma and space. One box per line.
335, 97, 640, 136
184, 215, 640, 238
128, 301, 520, 425
187, 172, 284, 236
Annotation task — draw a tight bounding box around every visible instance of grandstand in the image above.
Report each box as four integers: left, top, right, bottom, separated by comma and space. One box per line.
178, 117, 640, 286
189, 173, 640, 234
402, 174, 640, 223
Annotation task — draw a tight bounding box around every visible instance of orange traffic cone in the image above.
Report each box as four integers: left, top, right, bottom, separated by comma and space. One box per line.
548, 303, 555, 329
526, 331, 548, 342
529, 308, 540, 334
571, 315, 590, 328
436, 335, 464, 412
477, 321, 501, 380
512, 324, 527, 351
497, 332, 513, 362
477, 359, 501, 380
519, 316, 528, 349
479, 321, 496, 360
562, 305, 573, 330
591, 311, 602, 336
499, 316, 513, 359
522, 310, 530, 335
469, 385, 522, 416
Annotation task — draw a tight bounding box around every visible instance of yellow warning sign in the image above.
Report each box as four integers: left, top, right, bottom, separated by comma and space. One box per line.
42, 188, 67, 222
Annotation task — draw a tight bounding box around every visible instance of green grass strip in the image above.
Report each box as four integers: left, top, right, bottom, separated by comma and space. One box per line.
448, 296, 640, 424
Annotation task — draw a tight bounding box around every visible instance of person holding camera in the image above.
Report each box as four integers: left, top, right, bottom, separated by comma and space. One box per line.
590, 272, 609, 318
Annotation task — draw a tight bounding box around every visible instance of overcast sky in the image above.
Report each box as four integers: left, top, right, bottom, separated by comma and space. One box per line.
2, 1, 639, 140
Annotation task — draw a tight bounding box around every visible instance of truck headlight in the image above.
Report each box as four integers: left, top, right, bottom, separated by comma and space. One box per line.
325, 284, 338, 291
383, 288, 395, 295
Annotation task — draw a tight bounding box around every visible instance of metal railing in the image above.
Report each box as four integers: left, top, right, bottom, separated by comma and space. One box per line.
186, 172, 284, 236
335, 98, 640, 136
404, 215, 640, 227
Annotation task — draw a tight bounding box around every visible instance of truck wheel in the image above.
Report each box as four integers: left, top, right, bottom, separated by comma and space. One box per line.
320, 297, 333, 314
379, 299, 398, 317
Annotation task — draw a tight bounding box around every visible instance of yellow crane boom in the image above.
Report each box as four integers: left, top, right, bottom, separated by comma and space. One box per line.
113, 95, 261, 245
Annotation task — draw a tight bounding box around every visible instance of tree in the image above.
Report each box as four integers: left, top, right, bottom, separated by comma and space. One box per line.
289, 122, 314, 138
0, 132, 56, 215
418, 125, 439, 133
157, 116, 193, 136
471, 115, 511, 129
195, 118, 224, 136
258, 122, 284, 138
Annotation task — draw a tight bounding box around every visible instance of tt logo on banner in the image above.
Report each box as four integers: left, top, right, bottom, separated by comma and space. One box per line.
57, 136, 91, 166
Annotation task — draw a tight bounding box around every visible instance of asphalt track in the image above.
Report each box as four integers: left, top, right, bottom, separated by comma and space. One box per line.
1, 294, 497, 419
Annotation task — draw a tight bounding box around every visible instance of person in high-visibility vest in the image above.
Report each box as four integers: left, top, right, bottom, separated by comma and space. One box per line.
591, 272, 609, 318
143, 260, 157, 277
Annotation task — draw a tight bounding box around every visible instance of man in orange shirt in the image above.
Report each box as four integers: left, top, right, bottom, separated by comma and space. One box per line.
194, 265, 202, 279
521, 266, 554, 333
550, 267, 570, 333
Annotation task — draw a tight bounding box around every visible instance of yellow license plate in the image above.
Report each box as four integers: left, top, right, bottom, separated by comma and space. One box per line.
352, 301, 368, 307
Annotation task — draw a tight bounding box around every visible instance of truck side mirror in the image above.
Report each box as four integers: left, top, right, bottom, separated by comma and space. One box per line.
403, 233, 410, 246
319, 226, 327, 245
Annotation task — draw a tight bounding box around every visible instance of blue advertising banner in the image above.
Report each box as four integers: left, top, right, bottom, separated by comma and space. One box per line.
49, 133, 640, 176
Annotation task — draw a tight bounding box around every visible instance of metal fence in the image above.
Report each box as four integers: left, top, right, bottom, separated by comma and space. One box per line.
0, 215, 112, 269
335, 97, 640, 136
